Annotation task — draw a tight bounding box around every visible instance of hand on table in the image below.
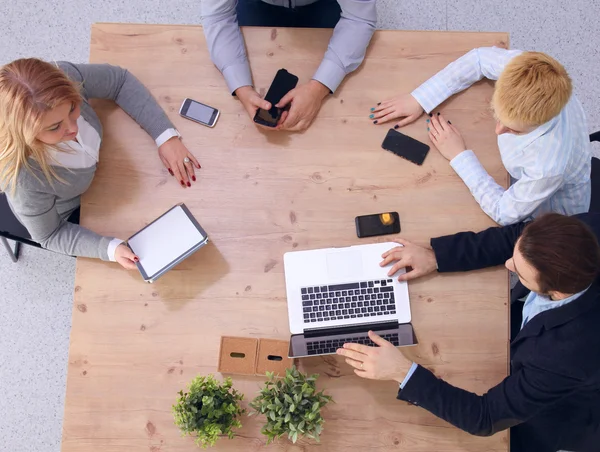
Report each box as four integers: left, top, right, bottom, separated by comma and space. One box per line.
276, 80, 329, 132
379, 239, 438, 282
336, 331, 413, 383
370, 93, 424, 128
115, 243, 139, 270
235, 85, 272, 126
427, 112, 466, 161
158, 136, 201, 188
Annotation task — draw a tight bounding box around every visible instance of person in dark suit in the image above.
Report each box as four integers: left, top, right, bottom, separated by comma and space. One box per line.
336, 212, 600, 452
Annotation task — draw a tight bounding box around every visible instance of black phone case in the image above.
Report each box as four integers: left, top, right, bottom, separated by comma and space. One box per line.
381, 129, 430, 166
253, 69, 299, 127
355, 212, 401, 238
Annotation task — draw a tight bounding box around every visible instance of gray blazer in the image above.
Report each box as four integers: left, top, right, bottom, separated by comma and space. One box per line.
6, 62, 174, 260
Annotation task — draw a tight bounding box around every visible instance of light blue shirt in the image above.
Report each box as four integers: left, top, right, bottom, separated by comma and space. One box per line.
200, 0, 377, 94
400, 286, 590, 390
411, 47, 591, 226
521, 286, 590, 328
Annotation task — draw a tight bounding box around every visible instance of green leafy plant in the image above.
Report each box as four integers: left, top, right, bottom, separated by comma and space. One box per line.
249, 366, 333, 444
173, 375, 245, 448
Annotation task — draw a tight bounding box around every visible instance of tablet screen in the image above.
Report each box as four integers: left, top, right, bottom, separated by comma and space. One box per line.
128, 205, 205, 278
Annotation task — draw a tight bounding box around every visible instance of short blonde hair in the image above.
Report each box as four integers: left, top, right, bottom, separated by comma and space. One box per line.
492, 52, 572, 127
0, 58, 81, 192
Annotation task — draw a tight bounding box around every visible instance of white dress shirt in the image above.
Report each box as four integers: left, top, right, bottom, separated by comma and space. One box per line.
49, 115, 179, 261
411, 47, 591, 226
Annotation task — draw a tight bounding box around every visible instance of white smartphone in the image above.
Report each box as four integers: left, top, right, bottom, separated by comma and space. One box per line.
179, 98, 219, 128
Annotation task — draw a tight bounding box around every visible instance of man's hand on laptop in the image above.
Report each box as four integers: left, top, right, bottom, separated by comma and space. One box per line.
379, 239, 437, 281
336, 331, 412, 383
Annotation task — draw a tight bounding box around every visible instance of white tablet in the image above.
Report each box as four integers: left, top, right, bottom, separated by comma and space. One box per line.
127, 203, 208, 283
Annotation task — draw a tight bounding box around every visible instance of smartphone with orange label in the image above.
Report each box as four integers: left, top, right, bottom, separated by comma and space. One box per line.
355, 212, 401, 238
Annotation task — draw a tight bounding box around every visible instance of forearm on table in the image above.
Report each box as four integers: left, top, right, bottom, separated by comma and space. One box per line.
430, 221, 526, 272
397, 365, 511, 437
450, 150, 514, 225
201, 0, 252, 94
411, 47, 522, 114
312, 0, 376, 93
35, 221, 116, 261
60, 62, 175, 141
112, 71, 176, 141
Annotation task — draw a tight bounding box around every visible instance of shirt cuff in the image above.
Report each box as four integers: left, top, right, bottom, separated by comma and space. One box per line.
312, 58, 346, 94
399, 362, 419, 389
411, 78, 453, 114
107, 238, 124, 262
223, 63, 254, 95
155, 128, 180, 148
449, 150, 485, 182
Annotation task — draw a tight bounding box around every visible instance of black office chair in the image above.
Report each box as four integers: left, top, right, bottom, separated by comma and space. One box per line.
0, 193, 42, 262
0, 193, 80, 262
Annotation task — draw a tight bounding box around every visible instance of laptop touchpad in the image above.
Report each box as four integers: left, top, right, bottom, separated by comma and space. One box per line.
326, 250, 362, 281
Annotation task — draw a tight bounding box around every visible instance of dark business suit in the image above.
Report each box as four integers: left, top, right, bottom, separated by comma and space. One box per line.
398, 213, 600, 452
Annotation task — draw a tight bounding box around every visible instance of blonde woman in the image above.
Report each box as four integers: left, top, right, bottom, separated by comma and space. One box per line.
370, 48, 591, 226
0, 59, 200, 269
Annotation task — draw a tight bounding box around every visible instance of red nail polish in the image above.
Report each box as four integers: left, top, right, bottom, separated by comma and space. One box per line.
192, 176, 196, 182
187, 182, 191, 187
134, 257, 139, 262
168, 168, 174, 176
180, 180, 185, 187
198, 163, 202, 169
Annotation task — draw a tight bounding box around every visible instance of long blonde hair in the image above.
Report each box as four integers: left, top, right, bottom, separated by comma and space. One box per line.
0, 58, 82, 192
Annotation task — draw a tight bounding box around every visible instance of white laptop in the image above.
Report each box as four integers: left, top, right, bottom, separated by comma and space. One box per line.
283, 242, 416, 358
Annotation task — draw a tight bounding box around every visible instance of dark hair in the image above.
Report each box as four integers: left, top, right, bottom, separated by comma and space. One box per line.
518, 213, 600, 294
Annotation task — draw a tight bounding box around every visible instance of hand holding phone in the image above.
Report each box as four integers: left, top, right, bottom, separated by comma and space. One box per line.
253, 69, 299, 128
356, 212, 401, 238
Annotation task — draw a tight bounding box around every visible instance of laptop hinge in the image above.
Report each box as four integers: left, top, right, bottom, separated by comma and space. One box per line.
303, 320, 399, 338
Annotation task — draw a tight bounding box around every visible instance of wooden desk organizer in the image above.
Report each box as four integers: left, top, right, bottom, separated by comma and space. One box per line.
218, 336, 293, 377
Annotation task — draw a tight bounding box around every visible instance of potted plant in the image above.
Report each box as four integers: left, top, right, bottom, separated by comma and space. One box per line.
249, 366, 333, 444
173, 375, 245, 448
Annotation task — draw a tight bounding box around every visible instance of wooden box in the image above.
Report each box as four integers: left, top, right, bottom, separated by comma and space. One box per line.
255, 339, 294, 377
217, 336, 258, 376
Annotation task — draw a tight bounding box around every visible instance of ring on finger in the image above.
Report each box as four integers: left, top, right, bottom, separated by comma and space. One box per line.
360, 362, 364, 369
183, 157, 191, 164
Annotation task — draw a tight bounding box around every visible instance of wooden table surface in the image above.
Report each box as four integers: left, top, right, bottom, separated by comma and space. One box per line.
61, 24, 510, 452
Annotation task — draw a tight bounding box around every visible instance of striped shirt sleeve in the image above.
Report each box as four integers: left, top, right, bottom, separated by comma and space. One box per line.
411, 47, 523, 113
450, 150, 563, 226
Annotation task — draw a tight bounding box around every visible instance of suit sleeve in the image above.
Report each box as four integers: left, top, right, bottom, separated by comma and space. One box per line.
397, 361, 585, 437
431, 220, 528, 272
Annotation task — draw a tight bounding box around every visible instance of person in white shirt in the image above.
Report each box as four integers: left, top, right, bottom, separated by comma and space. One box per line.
0, 59, 200, 268
370, 47, 591, 226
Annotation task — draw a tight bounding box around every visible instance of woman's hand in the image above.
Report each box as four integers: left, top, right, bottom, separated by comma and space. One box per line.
370, 93, 424, 128
380, 239, 438, 282
336, 331, 413, 383
428, 113, 467, 161
115, 243, 139, 270
158, 137, 201, 188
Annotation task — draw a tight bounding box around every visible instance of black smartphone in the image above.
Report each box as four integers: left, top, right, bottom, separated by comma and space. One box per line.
355, 212, 401, 238
253, 69, 299, 127
382, 129, 430, 165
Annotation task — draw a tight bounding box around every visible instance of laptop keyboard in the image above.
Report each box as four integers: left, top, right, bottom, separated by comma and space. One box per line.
301, 279, 396, 324
306, 333, 400, 355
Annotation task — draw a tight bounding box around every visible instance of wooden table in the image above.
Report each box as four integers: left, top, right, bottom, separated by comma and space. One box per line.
61, 24, 510, 452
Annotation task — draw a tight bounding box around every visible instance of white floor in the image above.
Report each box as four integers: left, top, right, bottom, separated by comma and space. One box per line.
0, 1, 599, 451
